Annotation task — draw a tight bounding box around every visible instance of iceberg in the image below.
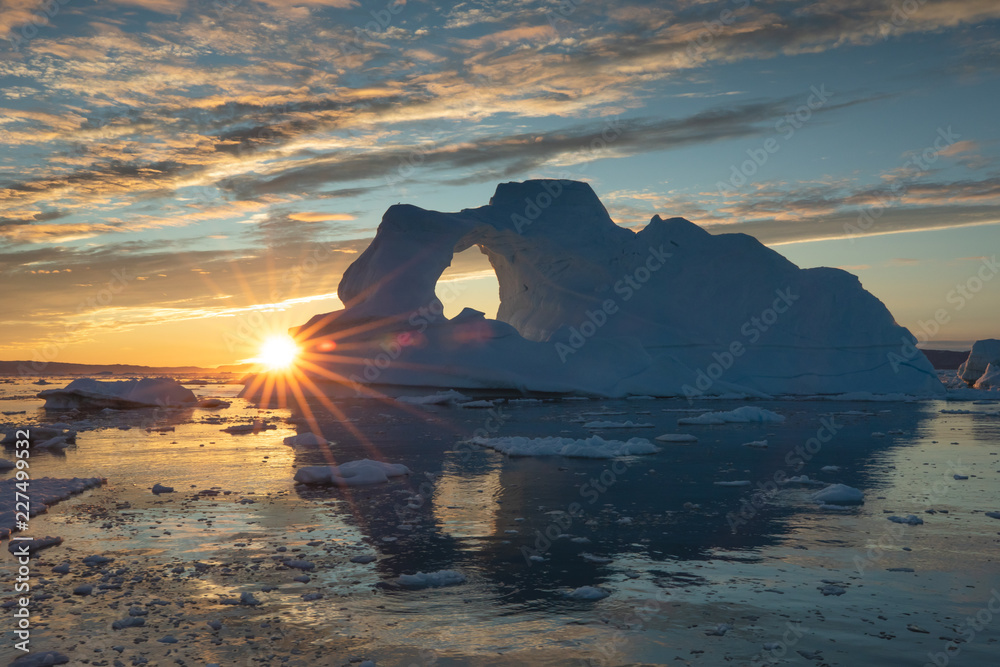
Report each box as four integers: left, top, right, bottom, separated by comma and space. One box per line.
244, 180, 944, 399
38, 377, 197, 409
958, 339, 1000, 386
975, 363, 1000, 390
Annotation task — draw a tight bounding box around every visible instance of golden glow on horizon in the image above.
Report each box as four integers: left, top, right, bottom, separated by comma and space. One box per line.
254, 334, 300, 370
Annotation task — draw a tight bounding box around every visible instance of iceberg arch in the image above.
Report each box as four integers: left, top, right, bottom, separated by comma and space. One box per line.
269, 180, 943, 398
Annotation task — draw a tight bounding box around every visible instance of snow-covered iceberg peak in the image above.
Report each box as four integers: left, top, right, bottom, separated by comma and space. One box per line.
267, 179, 944, 398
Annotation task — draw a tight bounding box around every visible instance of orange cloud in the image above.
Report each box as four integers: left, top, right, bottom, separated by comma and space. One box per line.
288, 212, 356, 222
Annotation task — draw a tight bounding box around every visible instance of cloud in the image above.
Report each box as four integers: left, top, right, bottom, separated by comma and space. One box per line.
107, 0, 188, 13
0, 0, 47, 39
218, 95, 873, 198
288, 212, 356, 222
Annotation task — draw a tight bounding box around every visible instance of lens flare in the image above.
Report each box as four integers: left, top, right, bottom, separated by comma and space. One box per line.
257, 334, 300, 370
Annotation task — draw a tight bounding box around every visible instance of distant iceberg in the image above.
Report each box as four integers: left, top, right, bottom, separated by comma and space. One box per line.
38, 377, 196, 409
958, 339, 1000, 390
243, 180, 944, 399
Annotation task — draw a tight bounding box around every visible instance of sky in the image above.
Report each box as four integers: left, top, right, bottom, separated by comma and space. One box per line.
1, 0, 998, 368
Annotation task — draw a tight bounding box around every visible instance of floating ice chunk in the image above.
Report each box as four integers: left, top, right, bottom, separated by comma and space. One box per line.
457, 400, 495, 408
9, 651, 70, 666
580, 552, 612, 563
35, 436, 73, 451
888, 515, 924, 525
220, 591, 261, 606
566, 586, 610, 600
583, 420, 654, 429
741, 439, 768, 448
704, 623, 732, 636
397, 570, 466, 588
470, 435, 659, 459
679, 407, 785, 425
1, 476, 106, 539
811, 484, 864, 505
284, 559, 315, 570
654, 433, 698, 443
818, 584, 846, 596
781, 475, 823, 486
294, 459, 411, 486
397, 390, 470, 405
222, 421, 276, 434
283, 433, 328, 446
714, 480, 751, 487
38, 377, 196, 409
820, 465, 841, 472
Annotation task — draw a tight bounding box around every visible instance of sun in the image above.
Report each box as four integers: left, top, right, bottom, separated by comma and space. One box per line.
256, 334, 300, 371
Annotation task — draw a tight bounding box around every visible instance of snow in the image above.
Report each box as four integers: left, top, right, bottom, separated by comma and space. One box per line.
245, 180, 944, 400
294, 459, 411, 486
811, 484, 864, 505
283, 433, 328, 446
1, 476, 106, 538
397, 570, 466, 588
470, 434, 660, 458
38, 377, 196, 409
958, 339, 1000, 386
678, 406, 785, 425
583, 420, 654, 428
654, 433, 698, 443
